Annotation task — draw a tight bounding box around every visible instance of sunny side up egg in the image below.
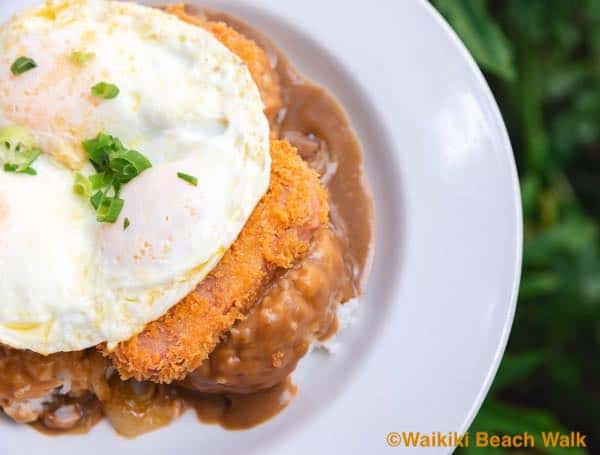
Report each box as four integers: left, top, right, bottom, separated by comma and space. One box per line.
0, 0, 270, 354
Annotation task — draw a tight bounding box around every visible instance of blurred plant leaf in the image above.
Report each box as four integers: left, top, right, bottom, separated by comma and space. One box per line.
547, 355, 582, 390
545, 67, 586, 101
520, 173, 541, 219
519, 272, 561, 298
491, 351, 547, 391
523, 219, 596, 266
432, 0, 515, 80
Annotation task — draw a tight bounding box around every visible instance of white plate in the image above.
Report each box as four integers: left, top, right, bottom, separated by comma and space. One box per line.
0, 1, 522, 454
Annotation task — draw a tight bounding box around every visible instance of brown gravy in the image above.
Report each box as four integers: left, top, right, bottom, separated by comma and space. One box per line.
187, 378, 297, 430
0, 5, 374, 437
183, 229, 352, 394
30, 398, 104, 437
200, 8, 375, 290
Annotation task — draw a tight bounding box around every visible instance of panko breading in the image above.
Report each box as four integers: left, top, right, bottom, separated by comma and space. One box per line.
104, 140, 328, 383
166, 4, 282, 123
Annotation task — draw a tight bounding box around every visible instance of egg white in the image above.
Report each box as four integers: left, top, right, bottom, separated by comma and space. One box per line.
0, 0, 270, 353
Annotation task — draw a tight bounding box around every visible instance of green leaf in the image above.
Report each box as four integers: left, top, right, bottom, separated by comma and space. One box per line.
519, 272, 561, 298
545, 65, 588, 101
518, 52, 549, 174
520, 173, 541, 218
547, 356, 581, 390
432, 0, 515, 80
491, 351, 547, 390
11, 56, 37, 75
91, 81, 120, 100
524, 219, 596, 265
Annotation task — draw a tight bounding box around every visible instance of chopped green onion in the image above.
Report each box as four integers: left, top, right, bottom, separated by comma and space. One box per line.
1, 126, 41, 176
83, 133, 151, 180
109, 151, 152, 183
74, 173, 92, 198
90, 190, 104, 210
14, 147, 41, 172
123, 217, 130, 230
80, 132, 152, 223
3, 163, 36, 175
177, 172, 198, 186
96, 196, 124, 223
84, 133, 125, 171
83, 134, 113, 171
91, 82, 120, 100
11, 57, 37, 76
70, 50, 95, 65
0, 126, 34, 150
89, 172, 113, 190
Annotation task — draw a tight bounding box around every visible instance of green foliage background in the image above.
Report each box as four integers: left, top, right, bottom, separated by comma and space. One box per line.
431, 0, 599, 453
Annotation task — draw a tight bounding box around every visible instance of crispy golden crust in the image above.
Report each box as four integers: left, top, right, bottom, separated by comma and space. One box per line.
166, 4, 282, 123
104, 140, 328, 383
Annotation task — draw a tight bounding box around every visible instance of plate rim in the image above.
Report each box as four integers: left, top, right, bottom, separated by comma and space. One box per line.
419, 0, 523, 436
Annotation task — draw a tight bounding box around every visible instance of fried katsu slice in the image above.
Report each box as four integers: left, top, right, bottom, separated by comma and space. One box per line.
104, 140, 328, 383
166, 4, 282, 123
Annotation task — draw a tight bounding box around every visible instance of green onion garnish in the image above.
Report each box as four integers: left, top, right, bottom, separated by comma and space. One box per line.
177, 172, 198, 186
14, 147, 41, 172
11, 57, 37, 76
0, 126, 33, 149
73, 173, 92, 198
3, 163, 37, 175
83, 133, 151, 180
96, 196, 124, 223
4, 163, 37, 174
123, 217, 130, 230
75, 133, 152, 223
0, 126, 41, 175
91, 82, 120, 100
89, 172, 112, 190
90, 190, 104, 210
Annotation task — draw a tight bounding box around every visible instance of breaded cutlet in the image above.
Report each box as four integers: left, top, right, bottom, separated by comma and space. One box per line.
103, 140, 328, 383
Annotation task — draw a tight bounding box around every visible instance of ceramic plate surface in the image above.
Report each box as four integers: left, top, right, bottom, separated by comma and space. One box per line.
0, 1, 522, 453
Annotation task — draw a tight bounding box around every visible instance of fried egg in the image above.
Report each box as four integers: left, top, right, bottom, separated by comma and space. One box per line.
0, 0, 270, 353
